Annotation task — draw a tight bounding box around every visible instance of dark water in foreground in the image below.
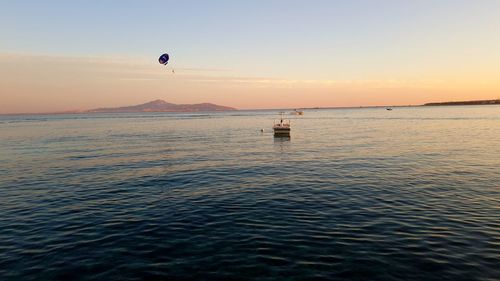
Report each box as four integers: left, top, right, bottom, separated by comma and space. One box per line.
1, 106, 499, 281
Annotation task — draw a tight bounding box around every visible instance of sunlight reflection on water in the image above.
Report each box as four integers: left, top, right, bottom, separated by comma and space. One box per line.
1, 106, 499, 281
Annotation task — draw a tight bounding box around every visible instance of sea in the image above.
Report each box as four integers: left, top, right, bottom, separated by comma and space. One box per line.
1, 106, 499, 281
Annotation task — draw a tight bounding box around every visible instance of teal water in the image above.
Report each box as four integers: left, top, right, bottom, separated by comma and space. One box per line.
1, 106, 499, 280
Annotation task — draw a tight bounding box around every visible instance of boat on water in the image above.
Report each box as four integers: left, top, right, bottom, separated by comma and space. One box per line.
273, 112, 291, 137
290, 109, 304, 115
386, 108, 393, 111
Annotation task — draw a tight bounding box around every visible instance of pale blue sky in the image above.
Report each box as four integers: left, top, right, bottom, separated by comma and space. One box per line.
2, 0, 499, 79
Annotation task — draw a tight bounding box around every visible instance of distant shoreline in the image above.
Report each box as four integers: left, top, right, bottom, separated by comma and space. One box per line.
423, 99, 500, 106
2, 99, 499, 116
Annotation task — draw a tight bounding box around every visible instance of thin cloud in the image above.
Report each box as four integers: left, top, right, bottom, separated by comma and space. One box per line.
0, 52, 449, 90
0, 52, 229, 73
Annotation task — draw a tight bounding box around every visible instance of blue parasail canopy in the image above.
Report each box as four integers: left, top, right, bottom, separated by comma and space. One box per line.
158, 53, 169, 65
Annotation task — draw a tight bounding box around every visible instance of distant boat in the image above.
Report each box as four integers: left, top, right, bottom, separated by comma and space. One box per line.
273, 112, 291, 137
290, 109, 304, 115
386, 108, 393, 111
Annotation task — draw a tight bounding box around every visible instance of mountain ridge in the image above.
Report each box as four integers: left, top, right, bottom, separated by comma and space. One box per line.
86, 99, 237, 113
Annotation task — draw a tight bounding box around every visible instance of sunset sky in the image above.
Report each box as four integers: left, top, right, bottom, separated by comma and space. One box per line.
1, 0, 500, 113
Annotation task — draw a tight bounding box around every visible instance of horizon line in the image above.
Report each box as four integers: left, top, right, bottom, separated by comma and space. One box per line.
2, 99, 500, 116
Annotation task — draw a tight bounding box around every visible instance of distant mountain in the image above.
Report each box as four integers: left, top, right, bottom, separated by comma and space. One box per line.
424, 99, 500, 106
87, 99, 236, 113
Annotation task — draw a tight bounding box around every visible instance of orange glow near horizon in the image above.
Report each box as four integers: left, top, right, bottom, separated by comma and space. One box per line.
1, 53, 499, 114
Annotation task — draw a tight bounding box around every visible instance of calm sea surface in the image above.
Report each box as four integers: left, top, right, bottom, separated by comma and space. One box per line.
1, 106, 499, 281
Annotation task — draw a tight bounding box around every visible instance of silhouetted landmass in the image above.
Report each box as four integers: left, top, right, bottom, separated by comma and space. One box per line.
424, 99, 500, 106
87, 99, 236, 113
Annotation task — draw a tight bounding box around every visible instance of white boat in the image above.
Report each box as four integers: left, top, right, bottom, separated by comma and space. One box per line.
273, 112, 291, 137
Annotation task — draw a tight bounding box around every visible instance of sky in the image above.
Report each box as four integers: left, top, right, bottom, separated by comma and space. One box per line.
1, 0, 500, 113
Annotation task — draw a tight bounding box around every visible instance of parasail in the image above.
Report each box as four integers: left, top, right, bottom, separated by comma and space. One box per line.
158, 53, 169, 65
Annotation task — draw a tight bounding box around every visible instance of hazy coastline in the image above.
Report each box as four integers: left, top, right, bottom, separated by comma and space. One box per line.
3, 99, 500, 116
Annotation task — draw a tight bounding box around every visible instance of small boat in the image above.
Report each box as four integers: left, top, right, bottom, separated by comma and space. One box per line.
273, 112, 291, 137
290, 109, 304, 115
386, 108, 393, 111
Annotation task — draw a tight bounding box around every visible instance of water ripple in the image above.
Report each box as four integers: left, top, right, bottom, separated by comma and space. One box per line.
1, 107, 499, 280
